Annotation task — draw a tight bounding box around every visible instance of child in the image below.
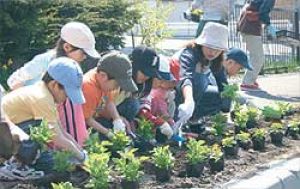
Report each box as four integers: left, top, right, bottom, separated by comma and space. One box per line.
138, 55, 177, 142
7, 22, 100, 147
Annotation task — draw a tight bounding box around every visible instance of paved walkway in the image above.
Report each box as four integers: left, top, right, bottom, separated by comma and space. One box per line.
238, 73, 300, 108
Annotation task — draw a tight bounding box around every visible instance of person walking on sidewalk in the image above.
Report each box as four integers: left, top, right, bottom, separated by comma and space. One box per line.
237, 0, 276, 90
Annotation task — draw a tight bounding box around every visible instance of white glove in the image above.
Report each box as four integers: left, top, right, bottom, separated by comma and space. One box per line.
105, 130, 115, 139
79, 150, 89, 163
113, 118, 126, 133
177, 101, 195, 122
160, 122, 174, 139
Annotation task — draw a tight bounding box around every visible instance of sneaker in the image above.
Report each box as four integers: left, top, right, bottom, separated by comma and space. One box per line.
240, 84, 261, 91
0, 160, 44, 181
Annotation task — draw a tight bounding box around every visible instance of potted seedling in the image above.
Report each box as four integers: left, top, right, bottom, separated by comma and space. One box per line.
262, 106, 282, 122
221, 84, 239, 111
269, 123, 284, 145
30, 119, 54, 151
246, 107, 259, 129
134, 118, 155, 151
84, 132, 112, 155
231, 102, 242, 121
85, 152, 111, 189
209, 144, 224, 172
186, 139, 210, 177
110, 132, 131, 158
221, 136, 239, 157
51, 182, 76, 189
114, 149, 148, 189
251, 128, 266, 151
209, 113, 227, 145
236, 132, 251, 150
276, 102, 294, 116
152, 146, 174, 182
286, 121, 300, 140
234, 110, 248, 134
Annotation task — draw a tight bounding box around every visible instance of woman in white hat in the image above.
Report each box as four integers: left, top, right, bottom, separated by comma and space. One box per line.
173, 22, 228, 124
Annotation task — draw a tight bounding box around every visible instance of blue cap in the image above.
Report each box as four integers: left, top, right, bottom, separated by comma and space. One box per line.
157, 55, 175, 81
47, 57, 85, 104
226, 48, 253, 71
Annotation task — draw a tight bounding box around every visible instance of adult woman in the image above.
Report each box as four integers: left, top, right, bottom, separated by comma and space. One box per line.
174, 22, 228, 123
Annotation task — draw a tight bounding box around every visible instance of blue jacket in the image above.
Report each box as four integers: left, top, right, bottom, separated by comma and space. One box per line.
249, 0, 276, 25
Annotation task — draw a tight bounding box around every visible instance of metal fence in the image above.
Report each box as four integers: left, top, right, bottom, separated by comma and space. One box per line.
230, 5, 300, 71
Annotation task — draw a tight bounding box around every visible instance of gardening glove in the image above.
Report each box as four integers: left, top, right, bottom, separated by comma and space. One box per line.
113, 118, 126, 133
80, 150, 89, 163
266, 24, 277, 40
160, 122, 174, 139
178, 101, 195, 123
105, 130, 115, 139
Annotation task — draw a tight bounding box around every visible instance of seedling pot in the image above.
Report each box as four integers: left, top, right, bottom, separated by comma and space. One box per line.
246, 120, 257, 129
209, 157, 224, 172
230, 111, 236, 121
155, 167, 171, 182
189, 122, 205, 134
156, 128, 167, 144
186, 162, 205, 177
289, 130, 299, 140
270, 132, 283, 145
223, 145, 239, 157
121, 179, 139, 189
133, 138, 154, 153
237, 140, 251, 150
32, 171, 70, 187
252, 137, 265, 151
234, 126, 247, 134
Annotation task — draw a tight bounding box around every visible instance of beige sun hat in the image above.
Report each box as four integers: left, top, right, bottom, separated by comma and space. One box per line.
195, 22, 229, 51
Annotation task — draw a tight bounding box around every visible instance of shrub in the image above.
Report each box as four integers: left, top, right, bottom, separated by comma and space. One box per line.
211, 113, 227, 136
269, 123, 284, 133
221, 84, 239, 101
51, 182, 76, 189
210, 144, 223, 162
236, 132, 251, 142
246, 107, 259, 122
262, 106, 282, 120
252, 128, 266, 140
53, 151, 75, 173
235, 110, 248, 129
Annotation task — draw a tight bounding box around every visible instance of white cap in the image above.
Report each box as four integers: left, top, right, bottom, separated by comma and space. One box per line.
61, 22, 100, 58
195, 22, 228, 51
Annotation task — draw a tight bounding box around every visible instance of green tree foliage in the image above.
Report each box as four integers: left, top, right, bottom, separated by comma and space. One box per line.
0, 0, 141, 87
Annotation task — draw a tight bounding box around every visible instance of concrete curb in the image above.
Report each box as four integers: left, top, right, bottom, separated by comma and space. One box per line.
222, 156, 300, 189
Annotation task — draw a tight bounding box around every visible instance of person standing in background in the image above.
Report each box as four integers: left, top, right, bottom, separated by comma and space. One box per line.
237, 0, 276, 90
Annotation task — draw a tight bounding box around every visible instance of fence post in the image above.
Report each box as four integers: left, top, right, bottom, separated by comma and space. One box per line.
294, 9, 300, 62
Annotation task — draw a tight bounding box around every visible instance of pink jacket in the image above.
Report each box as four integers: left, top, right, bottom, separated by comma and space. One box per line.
57, 99, 88, 147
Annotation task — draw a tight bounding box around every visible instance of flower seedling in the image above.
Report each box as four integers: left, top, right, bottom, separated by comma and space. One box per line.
209, 144, 224, 172
234, 110, 248, 133
30, 119, 54, 151
262, 106, 282, 121
287, 121, 300, 139
85, 153, 111, 189
51, 182, 76, 189
84, 132, 112, 155
110, 131, 131, 153
152, 145, 174, 182
221, 83, 239, 101
186, 139, 210, 165
251, 128, 266, 151
236, 132, 251, 150
137, 118, 155, 140
53, 150, 75, 173
246, 107, 259, 128
222, 136, 238, 157
114, 149, 148, 183
269, 123, 284, 145
276, 102, 293, 116
211, 113, 227, 136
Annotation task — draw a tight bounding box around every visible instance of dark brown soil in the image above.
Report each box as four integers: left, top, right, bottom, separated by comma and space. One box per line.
1, 113, 299, 189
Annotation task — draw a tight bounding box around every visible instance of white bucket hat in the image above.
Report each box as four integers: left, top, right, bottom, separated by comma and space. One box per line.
61, 22, 100, 58
195, 22, 228, 51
